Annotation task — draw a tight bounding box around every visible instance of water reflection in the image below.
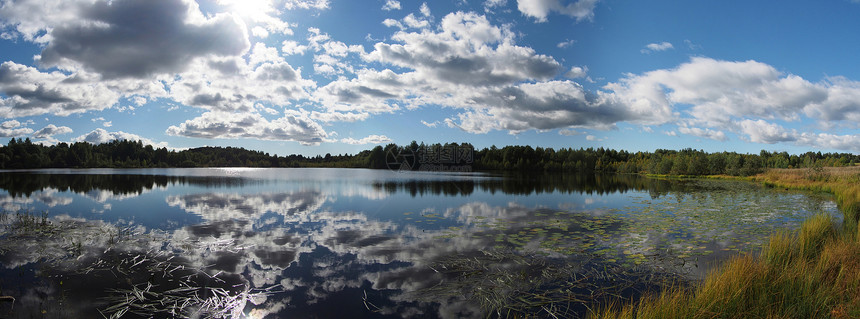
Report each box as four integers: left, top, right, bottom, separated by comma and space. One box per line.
0, 169, 841, 318
373, 173, 683, 197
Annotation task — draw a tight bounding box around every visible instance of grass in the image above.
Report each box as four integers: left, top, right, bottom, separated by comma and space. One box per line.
592, 166, 860, 318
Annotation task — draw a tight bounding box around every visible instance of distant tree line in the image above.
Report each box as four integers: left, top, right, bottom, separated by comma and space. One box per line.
1, 138, 858, 176
0, 138, 370, 169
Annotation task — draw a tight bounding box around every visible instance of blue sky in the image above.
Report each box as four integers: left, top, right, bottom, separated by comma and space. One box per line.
2, 0, 860, 156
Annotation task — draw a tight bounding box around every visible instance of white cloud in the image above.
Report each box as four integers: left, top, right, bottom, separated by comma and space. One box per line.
557, 39, 575, 48
566, 66, 587, 79
248, 42, 282, 66
365, 12, 560, 86
797, 133, 860, 152
283, 0, 330, 10
738, 119, 795, 144
306, 28, 365, 76
251, 26, 270, 38
0, 120, 33, 137
33, 124, 73, 138
804, 76, 860, 123
484, 0, 508, 10
559, 128, 583, 136
677, 125, 727, 141
282, 40, 308, 55
403, 13, 430, 29
641, 41, 674, 54
166, 55, 314, 112
340, 135, 392, 145
75, 128, 168, 148
318, 12, 668, 135
605, 57, 860, 152
131, 96, 148, 106
382, 0, 401, 11
165, 110, 330, 146
382, 18, 404, 29
310, 111, 371, 123
420, 2, 431, 16
420, 120, 439, 128
0, 62, 140, 117
605, 57, 826, 127
516, 0, 599, 22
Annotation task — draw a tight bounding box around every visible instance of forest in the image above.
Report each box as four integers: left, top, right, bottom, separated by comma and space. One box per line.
1, 138, 858, 176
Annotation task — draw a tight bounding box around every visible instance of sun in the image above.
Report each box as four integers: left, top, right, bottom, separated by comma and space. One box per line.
218, 0, 273, 19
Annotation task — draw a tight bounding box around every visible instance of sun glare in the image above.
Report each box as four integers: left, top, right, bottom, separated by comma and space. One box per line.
219, 0, 272, 19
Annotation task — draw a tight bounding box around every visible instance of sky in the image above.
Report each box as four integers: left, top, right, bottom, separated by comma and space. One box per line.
2, 0, 860, 156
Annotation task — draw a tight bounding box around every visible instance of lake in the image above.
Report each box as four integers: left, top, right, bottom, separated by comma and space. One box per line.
0, 168, 840, 318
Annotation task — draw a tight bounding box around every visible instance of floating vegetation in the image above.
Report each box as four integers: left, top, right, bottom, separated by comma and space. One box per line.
426, 179, 839, 273
416, 178, 841, 317
411, 249, 686, 318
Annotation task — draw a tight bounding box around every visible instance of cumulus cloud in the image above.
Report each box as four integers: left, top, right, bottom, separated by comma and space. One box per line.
166, 51, 315, 112
306, 27, 365, 76
37, 0, 250, 79
677, 125, 727, 142
382, 0, 401, 11
365, 12, 560, 86
566, 66, 588, 79
33, 124, 73, 139
282, 40, 309, 55
605, 57, 828, 127
340, 135, 392, 145
315, 11, 673, 134
603, 57, 860, 151
75, 128, 168, 148
0, 62, 133, 117
803, 76, 860, 123
797, 133, 860, 152
0, 120, 34, 137
516, 0, 599, 22
165, 111, 330, 145
738, 119, 795, 144
0, 0, 85, 42
641, 42, 674, 54
449, 81, 645, 133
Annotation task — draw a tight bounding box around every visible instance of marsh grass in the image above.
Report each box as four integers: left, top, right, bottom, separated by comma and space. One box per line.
0, 210, 56, 235
592, 167, 860, 318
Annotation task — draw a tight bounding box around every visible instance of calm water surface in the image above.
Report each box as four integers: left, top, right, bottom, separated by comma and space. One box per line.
0, 168, 840, 318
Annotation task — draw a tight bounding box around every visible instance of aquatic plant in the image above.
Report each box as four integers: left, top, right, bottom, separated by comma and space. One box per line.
592, 167, 860, 318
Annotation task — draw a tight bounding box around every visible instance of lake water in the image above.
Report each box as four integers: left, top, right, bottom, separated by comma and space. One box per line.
0, 168, 841, 318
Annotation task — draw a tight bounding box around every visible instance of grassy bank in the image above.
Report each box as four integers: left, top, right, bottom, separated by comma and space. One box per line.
593, 167, 860, 319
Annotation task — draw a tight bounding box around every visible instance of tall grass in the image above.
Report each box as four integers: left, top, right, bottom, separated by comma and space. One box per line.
593, 167, 860, 318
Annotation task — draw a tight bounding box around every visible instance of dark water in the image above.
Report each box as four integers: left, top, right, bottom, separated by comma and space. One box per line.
0, 168, 840, 318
